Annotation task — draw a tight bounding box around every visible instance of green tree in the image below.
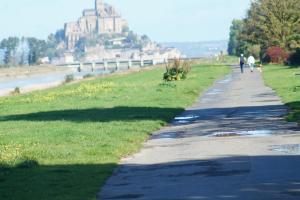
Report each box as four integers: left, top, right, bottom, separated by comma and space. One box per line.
141, 35, 150, 42
46, 29, 67, 60
0, 37, 20, 64
46, 33, 58, 59
27, 38, 47, 65
122, 26, 130, 33
242, 0, 300, 52
228, 20, 244, 56
74, 37, 88, 60
54, 29, 65, 43
126, 31, 138, 44
246, 44, 261, 59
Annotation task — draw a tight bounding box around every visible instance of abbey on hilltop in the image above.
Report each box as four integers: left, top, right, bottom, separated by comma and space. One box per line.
65, 0, 128, 49
50, 0, 182, 64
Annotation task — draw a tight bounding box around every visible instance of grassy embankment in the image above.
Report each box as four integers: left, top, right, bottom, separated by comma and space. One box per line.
263, 65, 300, 124
0, 64, 230, 200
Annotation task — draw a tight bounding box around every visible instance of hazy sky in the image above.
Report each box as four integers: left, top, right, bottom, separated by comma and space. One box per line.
0, 0, 251, 42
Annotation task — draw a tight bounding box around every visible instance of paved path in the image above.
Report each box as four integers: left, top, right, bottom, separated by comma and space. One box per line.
99, 66, 300, 200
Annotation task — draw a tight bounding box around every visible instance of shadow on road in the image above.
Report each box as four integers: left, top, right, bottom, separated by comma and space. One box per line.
1, 104, 299, 137
0, 103, 299, 125
1, 155, 300, 200
100, 155, 300, 200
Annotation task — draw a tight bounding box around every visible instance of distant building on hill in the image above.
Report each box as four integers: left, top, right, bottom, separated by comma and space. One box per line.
64, 0, 128, 50
51, 0, 183, 64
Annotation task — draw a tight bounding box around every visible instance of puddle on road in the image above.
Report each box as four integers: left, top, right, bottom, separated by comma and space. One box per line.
209, 130, 273, 138
175, 120, 190, 124
152, 131, 185, 139
173, 115, 199, 124
174, 116, 199, 120
206, 89, 223, 96
271, 144, 300, 154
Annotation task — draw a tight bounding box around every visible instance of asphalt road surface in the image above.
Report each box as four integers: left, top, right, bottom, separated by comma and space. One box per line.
99, 66, 300, 200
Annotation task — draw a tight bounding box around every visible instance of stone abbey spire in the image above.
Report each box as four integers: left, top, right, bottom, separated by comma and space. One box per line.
64, 0, 128, 50
95, 0, 104, 13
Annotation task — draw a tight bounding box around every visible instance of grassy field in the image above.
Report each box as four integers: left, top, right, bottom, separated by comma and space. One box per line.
192, 56, 238, 66
0, 64, 229, 200
263, 65, 300, 124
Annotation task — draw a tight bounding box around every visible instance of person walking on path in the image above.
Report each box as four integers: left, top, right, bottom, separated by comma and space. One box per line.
248, 55, 256, 72
239, 54, 246, 73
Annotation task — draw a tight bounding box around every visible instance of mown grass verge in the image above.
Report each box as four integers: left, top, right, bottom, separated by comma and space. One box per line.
0, 65, 230, 200
263, 65, 300, 125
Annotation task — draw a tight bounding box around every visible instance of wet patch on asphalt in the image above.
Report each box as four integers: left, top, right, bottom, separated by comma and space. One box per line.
206, 88, 223, 96
172, 115, 200, 125
151, 131, 185, 140
208, 130, 273, 138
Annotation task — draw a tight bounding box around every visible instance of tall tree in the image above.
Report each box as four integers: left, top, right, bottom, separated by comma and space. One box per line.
46, 29, 67, 60
228, 20, 244, 56
54, 29, 65, 43
27, 38, 47, 65
242, 0, 300, 52
0, 37, 20, 64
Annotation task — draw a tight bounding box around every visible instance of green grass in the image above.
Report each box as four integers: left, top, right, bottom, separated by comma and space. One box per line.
193, 55, 238, 66
263, 65, 300, 124
0, 65, 229, 200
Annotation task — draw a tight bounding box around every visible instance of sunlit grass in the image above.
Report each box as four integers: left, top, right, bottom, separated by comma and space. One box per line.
0, 65, 229, 200
263, 65, 300, 124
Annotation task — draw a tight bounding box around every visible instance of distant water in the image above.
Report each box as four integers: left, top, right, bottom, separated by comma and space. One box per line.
162, 40, 228, 58
0, 65, 148, 96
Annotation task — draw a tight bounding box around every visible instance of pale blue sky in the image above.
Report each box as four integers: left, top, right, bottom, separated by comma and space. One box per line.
0, 0, 251, 42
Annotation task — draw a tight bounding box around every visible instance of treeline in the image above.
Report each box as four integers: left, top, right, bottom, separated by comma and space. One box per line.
0, 30, 65, 66
228, 0, 300, 65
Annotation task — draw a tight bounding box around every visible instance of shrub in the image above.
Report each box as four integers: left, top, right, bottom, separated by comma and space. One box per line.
65, 74, 75, 83
265, 46, 289, 64
10, 87, 21, 95
163, 59, 191, 82
83, 74, 95, 79
289, 49, 300, 66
